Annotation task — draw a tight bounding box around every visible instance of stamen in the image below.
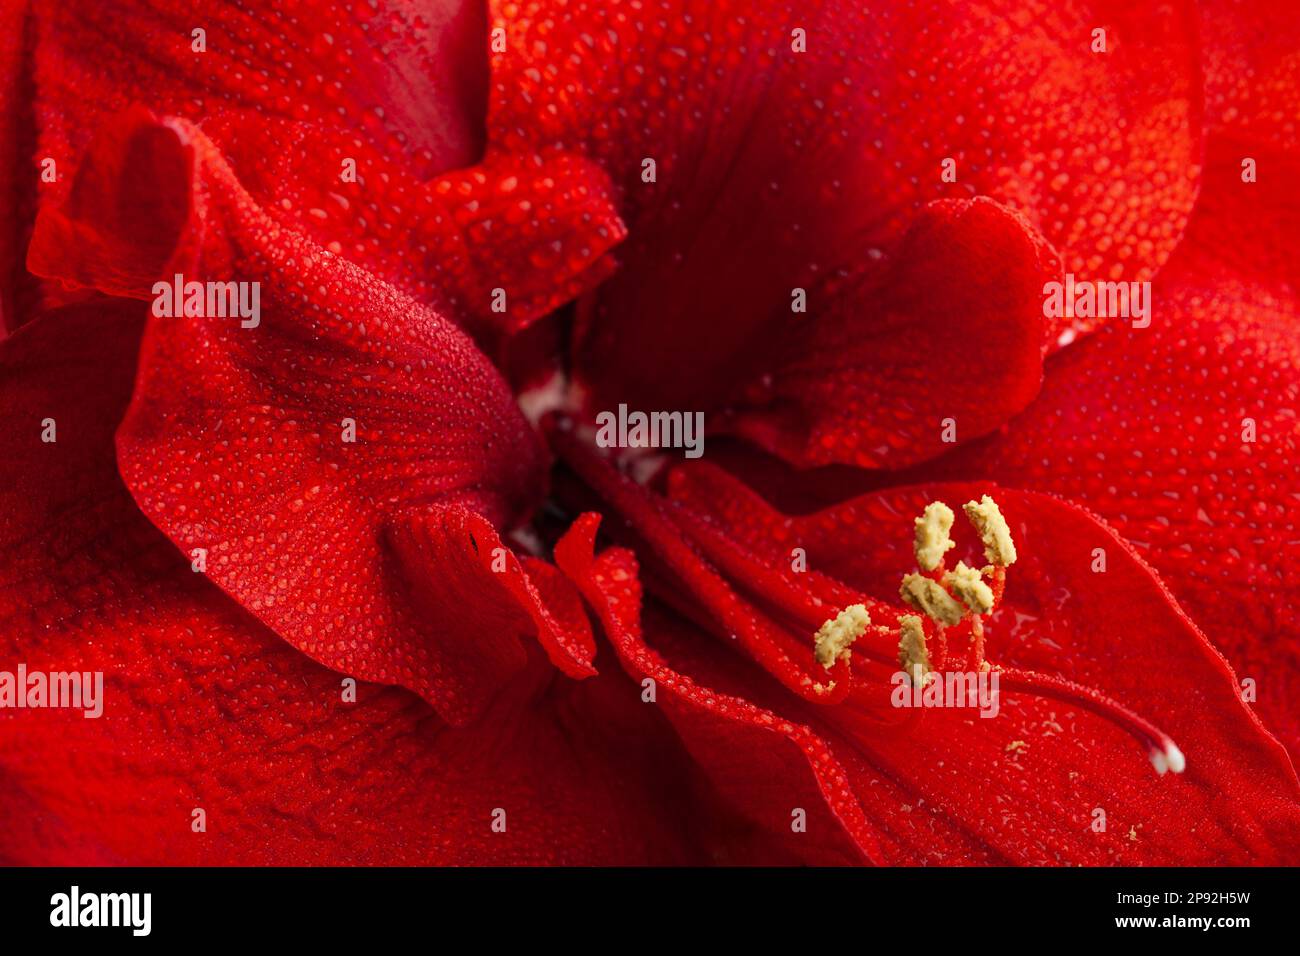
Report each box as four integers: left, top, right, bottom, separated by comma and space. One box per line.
547, 417, 1184, 780
943, 561, 994, 615
896, 493, 1181, 778
963, 495, 1017, 566
814, 604, 870, 669
965, 615, 988, 670
900, 573, 963, 625
897, 614, 930, 683
913, 501, 956, 571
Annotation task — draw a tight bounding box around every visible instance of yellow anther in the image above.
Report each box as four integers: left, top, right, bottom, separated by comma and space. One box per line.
913, 501, 955, 571
900, 573, 963, 626
963, 495, 1017, 566
943, 561, 994, 615
814, 604, 870, 669
897, 614, 930, 683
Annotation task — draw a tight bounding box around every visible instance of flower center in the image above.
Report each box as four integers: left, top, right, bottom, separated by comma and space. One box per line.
542, 414, 1185, 778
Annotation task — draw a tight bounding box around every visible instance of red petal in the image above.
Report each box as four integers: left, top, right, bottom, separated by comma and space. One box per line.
724, 197, 1056, 468
23, 3, 624, 339
389, 508, 596, 679
554, 513, 883, 864
925, 140, 1300, 759
486, 0, 1199, 410
666, 463, 1300, 863
0, 0, 35, 335
195, 113, 625, 348
0, 302, 718, 864
15, 1, 490, 324
28, 108, 195, 298
417, 148, 625, 350
30, 110, 566, 724
32, 0, 486, 193
1200, 0, 1300, 148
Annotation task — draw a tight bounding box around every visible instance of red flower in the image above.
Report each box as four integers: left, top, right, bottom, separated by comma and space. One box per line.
1, 0, 1297, 865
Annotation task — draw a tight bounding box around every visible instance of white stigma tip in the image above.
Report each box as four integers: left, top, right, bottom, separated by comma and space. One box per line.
1166, 743, 1186, 774
1149, 743, 1186, 776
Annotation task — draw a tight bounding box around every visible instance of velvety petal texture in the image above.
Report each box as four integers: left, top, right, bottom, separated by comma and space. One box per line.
31, 0, 487, 197
556, 513, 881, 864
15, 0, 490, 325
488, 0, 1199, 436
2, 0, 1293, 869
1199, 0, 1300, 148
390, 508, 597, 679
194, 112, 626, 350
0, 0, 35, 334
17, 0, 624, 343
0, 303, 722, 865
29, 109, 571, 724
725, 197, 1057, 468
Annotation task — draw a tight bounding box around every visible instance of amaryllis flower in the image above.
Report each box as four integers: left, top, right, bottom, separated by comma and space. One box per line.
1, 0, 1297, 866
